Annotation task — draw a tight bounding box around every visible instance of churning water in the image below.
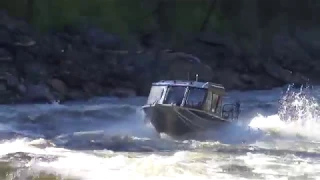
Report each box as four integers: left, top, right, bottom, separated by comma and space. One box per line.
0, 85, 319, 179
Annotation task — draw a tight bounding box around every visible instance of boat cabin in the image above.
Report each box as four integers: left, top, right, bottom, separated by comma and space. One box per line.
146, 80, 227, 115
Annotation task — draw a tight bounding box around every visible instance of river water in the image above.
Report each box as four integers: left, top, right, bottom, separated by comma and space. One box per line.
0, 85, 319, 180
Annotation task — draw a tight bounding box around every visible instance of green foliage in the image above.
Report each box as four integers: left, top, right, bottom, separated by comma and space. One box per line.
2, 0, 319, 42
173, 1, 208, 33
0, 0, 228, 36
207, 9, 231, 34
0, 0, 27, 18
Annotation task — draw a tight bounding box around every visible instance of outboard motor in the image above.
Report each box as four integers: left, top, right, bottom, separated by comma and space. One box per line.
222, 100, 241, 121
235, 100, 241, 120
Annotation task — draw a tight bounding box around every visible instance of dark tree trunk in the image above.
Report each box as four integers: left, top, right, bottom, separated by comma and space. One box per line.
200, 0, 217, 32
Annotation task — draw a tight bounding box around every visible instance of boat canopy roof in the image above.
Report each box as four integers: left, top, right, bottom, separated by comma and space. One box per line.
152, 80, 225, 95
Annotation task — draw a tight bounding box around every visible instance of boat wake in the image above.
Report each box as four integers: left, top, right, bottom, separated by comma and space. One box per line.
249, 85, 320, 141
175, 85, 320, 144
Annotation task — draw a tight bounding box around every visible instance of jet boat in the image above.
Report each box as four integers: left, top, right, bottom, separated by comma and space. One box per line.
142, 79, 240, 137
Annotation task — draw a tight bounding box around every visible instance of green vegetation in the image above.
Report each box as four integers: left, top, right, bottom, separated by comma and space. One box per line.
1, 0, 320, 42
0, 0, 229, 35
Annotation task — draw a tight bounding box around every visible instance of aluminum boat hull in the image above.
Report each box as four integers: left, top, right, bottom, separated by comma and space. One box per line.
142, 104, 231, 137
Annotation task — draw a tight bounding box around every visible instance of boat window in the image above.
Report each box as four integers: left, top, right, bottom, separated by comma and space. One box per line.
215, 97, 222, 113
211, 94, 220, 112
185, 87, 207, 109
204, 91, 212, 111
147, 85, 166, 104
163, 86, 186, 106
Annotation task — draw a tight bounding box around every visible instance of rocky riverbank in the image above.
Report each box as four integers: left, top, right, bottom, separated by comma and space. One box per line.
0, 11, 318, 104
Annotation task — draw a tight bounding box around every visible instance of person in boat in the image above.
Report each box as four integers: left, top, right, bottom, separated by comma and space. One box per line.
164, 86, 185, 106
235, 100, 241, 119
184, 87, 207, 109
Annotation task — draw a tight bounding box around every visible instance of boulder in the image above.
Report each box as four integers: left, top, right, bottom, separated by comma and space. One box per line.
196, 31, 241, 56
66, 89, 87, 100
0, 28, 13, 45
23, 62, 48, 79
84, 27, 123, 50
294, 28, 320, 59
23, 83, 55, 103
239, 73, 283, 90
4, 73, 19, 87
82, 82, 104, 97
263, 61, 309, 85
213, 68, 246, 90
0, 48, 13, 62
47, 78, 68, 96
4, 73, 26, 94
63, 24, 123, 50
272, 34, 313, 72
58, 49, 108, 88
0, 81, 7, 92
158, 51, 214, 82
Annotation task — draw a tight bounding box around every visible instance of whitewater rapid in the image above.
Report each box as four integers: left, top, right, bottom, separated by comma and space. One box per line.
0, 86, 319, 179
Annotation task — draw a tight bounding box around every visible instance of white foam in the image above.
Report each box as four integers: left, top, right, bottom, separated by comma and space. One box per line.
237, 152, 320, 178
1, 87, 320, 179
0, 139, 243, 180
249, 87, 320, 141
249, 114, 320, 141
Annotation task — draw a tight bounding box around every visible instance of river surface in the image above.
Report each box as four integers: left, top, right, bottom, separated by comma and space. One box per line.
0, 85, 319, 180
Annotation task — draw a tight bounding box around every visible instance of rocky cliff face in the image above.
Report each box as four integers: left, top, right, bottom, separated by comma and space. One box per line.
0, 12, 216, 103
0, 0, 320, 104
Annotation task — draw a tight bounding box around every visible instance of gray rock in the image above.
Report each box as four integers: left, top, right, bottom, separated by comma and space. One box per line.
82, 82, 104, 96
23, 83, 55, 103
158, 50, 214, 81
85, 27, 122, 50
1, 10, 320, 104
5, 73, 19, 87
67, 89, 87, 100
263, 61, 308, 85
0, 48, 12, 61
0, 28, 12, 45
0, 82, 7, 91
47, 78, 68, 99
213, 69, 246, 90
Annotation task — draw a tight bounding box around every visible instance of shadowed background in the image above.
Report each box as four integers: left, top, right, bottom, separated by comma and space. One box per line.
0, 0, 319, 104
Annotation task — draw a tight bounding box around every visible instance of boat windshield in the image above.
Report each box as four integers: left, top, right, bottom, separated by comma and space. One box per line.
163, 86, 186, 106
147, 85, 166, 104
185, 87, 207, 109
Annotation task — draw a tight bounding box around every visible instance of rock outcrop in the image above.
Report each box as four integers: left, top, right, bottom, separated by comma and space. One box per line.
0, 9, 318, 104
0, 12, 219, 103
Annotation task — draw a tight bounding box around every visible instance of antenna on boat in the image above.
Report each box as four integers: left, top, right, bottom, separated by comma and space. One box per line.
187, 72, 190, 80
195, 74, 199, 81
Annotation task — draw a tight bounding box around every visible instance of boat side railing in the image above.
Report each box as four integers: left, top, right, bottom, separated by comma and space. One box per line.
144, 99, 241, 122
221, 103, 240, 121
